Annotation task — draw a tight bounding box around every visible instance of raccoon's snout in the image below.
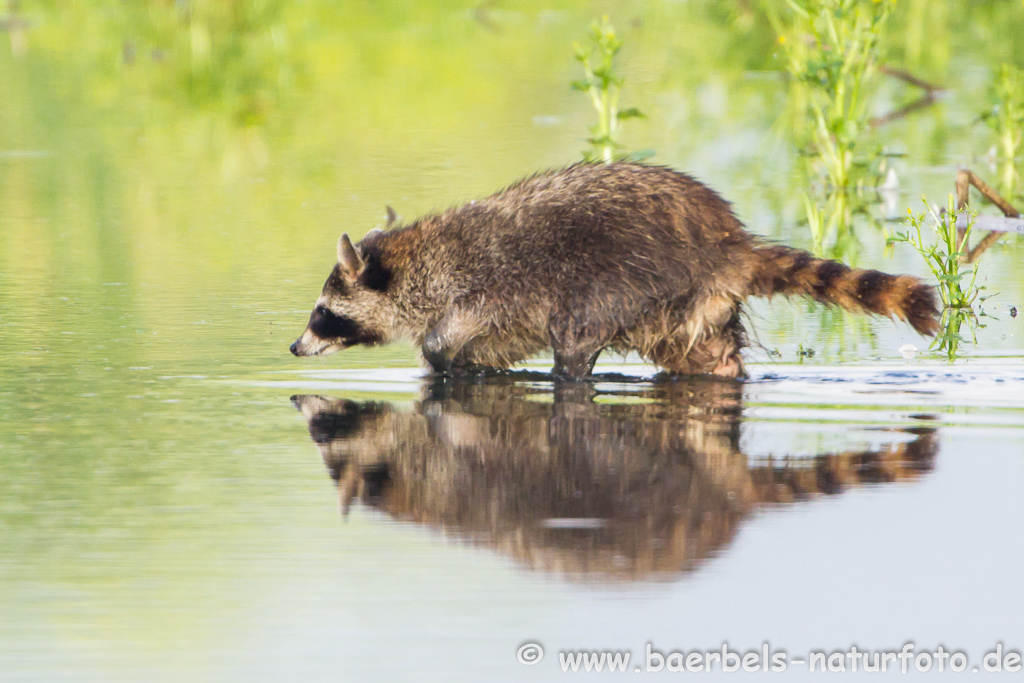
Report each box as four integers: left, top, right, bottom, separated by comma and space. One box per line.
291, 305, 351, 357
290, 332, 321, 357
290, 331, 342, 357
290, 336, 330, 357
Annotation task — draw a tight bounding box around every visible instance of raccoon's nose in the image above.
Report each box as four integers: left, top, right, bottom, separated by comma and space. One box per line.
290, 340, 301, 356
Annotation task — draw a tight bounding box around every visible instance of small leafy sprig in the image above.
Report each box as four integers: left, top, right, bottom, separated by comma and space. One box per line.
572, 17, 646, 163
887, 195, 986, 361
887, 194, 980, 310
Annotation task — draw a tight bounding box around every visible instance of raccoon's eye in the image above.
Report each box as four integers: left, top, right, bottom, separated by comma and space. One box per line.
314, 305, 329, 318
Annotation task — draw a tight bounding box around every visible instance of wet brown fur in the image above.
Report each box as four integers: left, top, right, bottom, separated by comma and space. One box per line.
292, 162, 939, 378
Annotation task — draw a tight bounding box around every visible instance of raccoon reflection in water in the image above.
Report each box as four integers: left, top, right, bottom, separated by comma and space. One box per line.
291, 377, 937, 580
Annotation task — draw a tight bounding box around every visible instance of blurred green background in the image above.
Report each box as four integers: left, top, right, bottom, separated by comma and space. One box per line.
2, 0, 1023, 376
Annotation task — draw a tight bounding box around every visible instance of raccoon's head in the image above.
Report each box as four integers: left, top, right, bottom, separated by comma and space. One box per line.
290, 232, 392, 357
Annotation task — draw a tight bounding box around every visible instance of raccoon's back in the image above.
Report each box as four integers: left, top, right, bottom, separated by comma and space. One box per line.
421, 162, 754, 298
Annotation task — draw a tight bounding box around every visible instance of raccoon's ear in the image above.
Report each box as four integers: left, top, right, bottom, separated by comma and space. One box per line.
337, 233, 365, 281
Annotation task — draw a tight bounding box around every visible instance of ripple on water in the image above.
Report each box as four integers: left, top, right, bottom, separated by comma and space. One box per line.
233, 358, 1024, 427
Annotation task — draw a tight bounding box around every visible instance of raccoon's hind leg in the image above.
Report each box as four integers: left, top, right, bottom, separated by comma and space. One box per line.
641, 307, 746, 378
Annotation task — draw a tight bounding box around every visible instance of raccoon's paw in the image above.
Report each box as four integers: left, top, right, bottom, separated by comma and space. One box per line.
422, 309, 490, 376
422, 349, 451, 375
422, 331, 457, 375
711, 353, 745, 379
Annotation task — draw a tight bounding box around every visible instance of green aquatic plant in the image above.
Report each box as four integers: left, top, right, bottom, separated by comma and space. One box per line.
803, 192, 829, 254
887, 195, 984, 360
930, 307, 981, 362
796, 343, 816, 361
979, 64, 1024, 202
802, 188, 869, 259
572, 17, 646, 163
889, 196, 980, 310
981, 63, 1024, 162
774, 0, 895, 256
775, 0, 893, 191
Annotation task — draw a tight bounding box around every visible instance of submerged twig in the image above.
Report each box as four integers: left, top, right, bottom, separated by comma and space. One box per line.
954, 168, 1022, 263
879, 64, 944, 93
869, 92, 938, 128
0, 16, 30, 31
471, 0, 502, 34
870, 65, 945, 128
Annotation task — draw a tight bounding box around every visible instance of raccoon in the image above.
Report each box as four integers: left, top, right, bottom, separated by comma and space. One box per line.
290, 162, 939, 378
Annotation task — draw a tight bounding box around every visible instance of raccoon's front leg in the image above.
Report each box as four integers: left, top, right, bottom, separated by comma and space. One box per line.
421, 310, 486, 375
548, 308, 610, 380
